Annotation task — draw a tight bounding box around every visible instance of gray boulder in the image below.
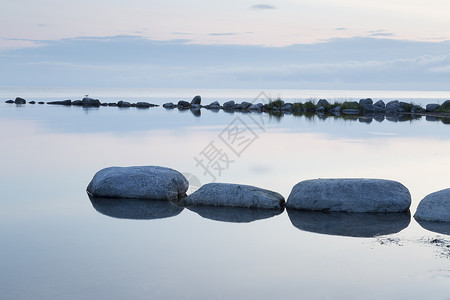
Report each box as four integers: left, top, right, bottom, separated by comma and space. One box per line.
163, 102, 176, 109
5, 100, 14, 104
374, 100, 386, 108
223, 100, 236, 110
317, 99, 329, 107
385, 100, 403, 113
136, 102, 156, 108
87, 166, 189, 200
82, 97, 101, 107
206, 101, 220, 109
117, 101, 131, 108
286, 178, 411, 213
426, 103, 440, 112
362, 104, 385, 113
15, 97, 26, 104
414, 188, 450, 222
249, 103, 263, 112
359, 98, 373, 106
191, 95, 201, 105
177, 100, 190, 108
72, 100, 82, 106
47, 100, 71, 106
184, 183, 285, 209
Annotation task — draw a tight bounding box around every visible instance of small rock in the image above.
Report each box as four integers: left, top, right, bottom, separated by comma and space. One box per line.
177, 100, 190, 108
136, 102, 151, 108
87, 166, 189, 200
72, 100, 82, 106
184, 183, 285, 209
359, 98, 373, 106
38, 102, 45, 105
286, 178, 411, 213
81, 97, 101, 107
426, 103, 440, 112
191, 95, 201, 105
107, 103, 118, 107
117, 101, 131, 108
414, 188, 450, 222
47, 100, 72, 106
29, 101, 36, 104
163, 102, 176, 109
15, 97, 26, 104
5, 100, 14, 104
374, 100, 386, 108
223, 100, 236, 110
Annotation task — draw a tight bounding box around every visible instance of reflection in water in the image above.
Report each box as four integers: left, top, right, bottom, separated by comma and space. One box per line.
187, 205, 284, 223
287, 208, 410, 237
415, 219, 450, 235
89, 195, 184, 220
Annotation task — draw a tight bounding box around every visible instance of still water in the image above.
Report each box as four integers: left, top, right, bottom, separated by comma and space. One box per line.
0, 88, 449, 299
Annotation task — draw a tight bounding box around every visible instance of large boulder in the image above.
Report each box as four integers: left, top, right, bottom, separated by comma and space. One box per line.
359, 98, 373, 106
286, 178, 411, 213
87, 166, 189, 200
184, 183, 285, 209
81, 97, 101, 107
414, 188, 450, 222
426, 103, 440, 112
223, 100, 236, 110
191, 95, 201, 105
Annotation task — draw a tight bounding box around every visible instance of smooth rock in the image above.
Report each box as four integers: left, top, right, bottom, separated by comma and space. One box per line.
47, 100, 72, 105
117, 101, 131, 108
5, 100, 14, 104
89, 196, 184, 220
177, 100, 190, 108
184, 183, 285, 209
287, 209, 410, 237
15, 97, 26, 104
374, 100, 386, 108
136, 102, 153, 108
191, 95, 201, 105
163, 102, 176, 109
426, 103, 440, 112
414, 188, 450, 222
29, 101, 36, 104
223, 100, 236, 110
87, 166, 189, 200
385, 100, 403, 113
317, 99, 329, 107
81, 97, 101, 107
286, 178, 411, 212
38, 102, 45, 105
72, 100, 82, 106
359, 98, 373, 106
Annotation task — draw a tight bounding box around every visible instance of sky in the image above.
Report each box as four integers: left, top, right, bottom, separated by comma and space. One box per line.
1, 0, 450, 90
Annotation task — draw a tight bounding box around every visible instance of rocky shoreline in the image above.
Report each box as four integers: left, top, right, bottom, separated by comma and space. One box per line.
4, 95, 450, 123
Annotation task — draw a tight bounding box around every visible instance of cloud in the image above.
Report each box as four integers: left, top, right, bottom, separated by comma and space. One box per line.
367, 30, 394, 37
209, 33, 237, 36
250, 4, 277, 10
335, 28, 347, 31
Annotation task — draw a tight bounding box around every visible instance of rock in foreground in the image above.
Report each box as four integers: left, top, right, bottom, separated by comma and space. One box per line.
87, 166, 188, 200
184, 183, 285, 209
414, 188, 450, 222
286, 178, 411, 212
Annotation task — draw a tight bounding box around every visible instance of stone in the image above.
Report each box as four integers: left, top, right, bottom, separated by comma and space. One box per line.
47, 100, 72, 105
100, 103, 108, 106
15, 97, 26, 104
29, 101, 36, 104
414, 188, 450, 222
163, 102, 176, 109
5, 100, 14, 104
286, 178, 411, 213
87, 166, 189, 200
89, 196, 184, 220
362, 104, 384, 113
359, 98, 373, 106
191, 95, 201, 105
177, 100, 190, 108
239, 101, 252, 109
107, 103, 118, 107
282, 103, 293, 112
184, 183, 285, 209
249, 103, 263, 112
81, 97, 101, 107
287, 209, 410, 237
374, 100, 386, 108
385, 100, 403, 113
207, 101, 220, 109
117, 101, 131, 108
426, 103, 440, 112
72, 100, 82, 106
223, 100, 236, 110
317, 99, 329, 107
38, 102, 45, 105
136, 102, 151, 108
441, 100, 450, 110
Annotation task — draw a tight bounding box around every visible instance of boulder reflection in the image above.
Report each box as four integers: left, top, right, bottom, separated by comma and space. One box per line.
187, 205, 284, 223
287, 208, 410, 237
89, 195, 184, 220
415, 219, 450, 235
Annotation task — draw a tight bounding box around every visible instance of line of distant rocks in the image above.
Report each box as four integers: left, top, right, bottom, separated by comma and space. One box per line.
5, 97, 159, 108
87, 166, 450, 236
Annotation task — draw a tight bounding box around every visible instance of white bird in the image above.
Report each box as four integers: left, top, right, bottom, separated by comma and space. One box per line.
84, 94, 89, 98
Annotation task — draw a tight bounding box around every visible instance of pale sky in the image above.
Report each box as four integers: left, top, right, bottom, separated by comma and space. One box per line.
2, 0, 450, 49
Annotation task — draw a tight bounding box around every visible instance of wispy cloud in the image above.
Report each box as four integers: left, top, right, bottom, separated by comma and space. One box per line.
335, 28, 347, 31
250, 4, 277, 10
367, 30, 394, 37
209, 33, 237, 36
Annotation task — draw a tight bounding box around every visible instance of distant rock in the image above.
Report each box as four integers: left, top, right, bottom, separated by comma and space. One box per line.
107, 103, 118, 107
15, 97, 26, 104
206, 101, 221, 109
282, 103, 293, 112
81, 97, 101, 107
223, 100, 236, 110
117, 101, 131, 108
177, 100, 190, 108
29, 101, 36, 104
47, 100, 72, 106
184, 183, 285, 209
317, 99, 329, 107
442, 100, 450, 110
72, 100, 82, 106
87, 166, 189, 200
5, 100, 14, 104
191, 95, 201, 105
414, 188, 450, 222
163, 102, 176, 109
239, 101, 252, 110
286, 178, 411, 213
385, 100, 403, 113
362, 104, 384, 113
426, 103, 440, 112
359, 98, 373, 106
38, 102, 45, 105
249, 103, 263, 112
374, 100, 386, 108
136, 102, 154, 108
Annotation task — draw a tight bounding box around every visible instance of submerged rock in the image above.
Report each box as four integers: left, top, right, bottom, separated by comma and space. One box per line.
184, 183, 285, 209
89, 196, 184, 220
286, 178, 411, 212
136, 102, 155, 108
414, 188, 450, 223
287, 209, 410, 237
87, 166, 189, 200
47, 100, 72, 105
